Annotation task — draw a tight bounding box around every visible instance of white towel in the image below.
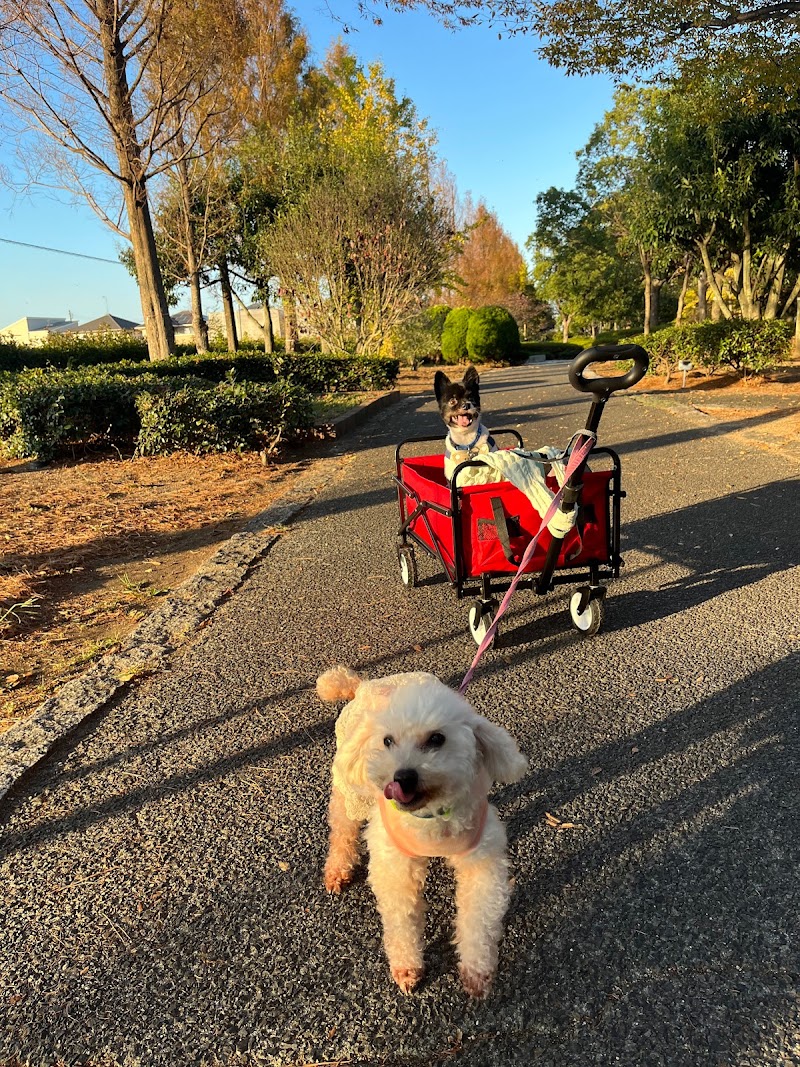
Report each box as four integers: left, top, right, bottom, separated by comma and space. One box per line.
452, 447, 578, 538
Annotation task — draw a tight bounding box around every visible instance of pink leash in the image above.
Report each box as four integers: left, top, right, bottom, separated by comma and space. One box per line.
458, 432, 597, 695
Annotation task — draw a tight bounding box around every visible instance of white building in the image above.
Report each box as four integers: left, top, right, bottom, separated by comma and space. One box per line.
0, 316, 79, 344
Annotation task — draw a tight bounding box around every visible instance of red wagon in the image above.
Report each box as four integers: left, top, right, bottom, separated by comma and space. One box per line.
393, 346, 648, 645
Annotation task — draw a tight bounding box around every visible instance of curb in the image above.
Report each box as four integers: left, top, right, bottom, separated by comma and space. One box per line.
0, 390, 401, 803
323, 389, 401, 436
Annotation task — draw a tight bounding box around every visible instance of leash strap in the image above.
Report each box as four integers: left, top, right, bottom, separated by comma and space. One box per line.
458, 432, 597, 695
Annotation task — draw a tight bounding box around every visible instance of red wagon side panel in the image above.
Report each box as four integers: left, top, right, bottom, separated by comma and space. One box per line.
400, 454, 612, 579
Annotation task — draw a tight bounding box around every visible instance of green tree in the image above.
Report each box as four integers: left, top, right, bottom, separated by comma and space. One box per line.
527, 188, 637, 339
640, 78, 800, 320
392, 0, 800, 80
577, 87, 688, 333
260, 46, 453, 355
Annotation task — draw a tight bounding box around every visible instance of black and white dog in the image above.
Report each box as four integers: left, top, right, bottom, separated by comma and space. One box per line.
434, 367, 498, 480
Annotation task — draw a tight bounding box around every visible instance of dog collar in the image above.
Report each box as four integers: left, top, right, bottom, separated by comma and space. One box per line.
447, 425, 483, 453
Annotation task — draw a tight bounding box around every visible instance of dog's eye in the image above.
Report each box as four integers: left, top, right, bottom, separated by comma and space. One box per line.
383, 736, 394, 748
425, 732, 446, 749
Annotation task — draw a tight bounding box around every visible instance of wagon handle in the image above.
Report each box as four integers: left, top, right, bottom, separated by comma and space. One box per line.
569, 344, 649, 400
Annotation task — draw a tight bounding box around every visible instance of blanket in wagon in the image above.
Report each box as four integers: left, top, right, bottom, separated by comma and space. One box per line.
453, 446, 578, 538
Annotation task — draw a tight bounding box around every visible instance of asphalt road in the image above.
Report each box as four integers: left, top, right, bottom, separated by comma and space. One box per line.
2, 362, 799, 1067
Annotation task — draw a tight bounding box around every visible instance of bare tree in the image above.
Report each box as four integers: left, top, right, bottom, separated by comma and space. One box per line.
0, 0, 231, 358
269, 155, 454, 356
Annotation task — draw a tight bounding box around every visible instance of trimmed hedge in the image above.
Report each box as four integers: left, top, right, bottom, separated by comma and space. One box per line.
15, 351, 400, 392
271, 353, 399, 392
0, 368, 145, 460
633, 320, 793, 376
520, 340, 584, 359
0, 367, 314, 461
466, 306, 520, 364
135, 380, 313, 456
0, 333, 151, 371
441, 308, 472, 364
89, 354, 280, 385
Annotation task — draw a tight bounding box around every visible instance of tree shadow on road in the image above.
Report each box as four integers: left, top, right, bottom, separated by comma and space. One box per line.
489, 651, 799, 1065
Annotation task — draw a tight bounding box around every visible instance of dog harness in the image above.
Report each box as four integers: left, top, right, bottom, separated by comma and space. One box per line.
376, 791, 489, 859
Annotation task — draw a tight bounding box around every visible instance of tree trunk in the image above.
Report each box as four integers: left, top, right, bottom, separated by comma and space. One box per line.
675, 257, 691, 325
643, 268, 652, 336
590, 322, 598, 341
176, 153, 208, 353
696, 238, 733, 321
124, 183, 176, 360
649, 280, 663, 333
99, 0, 174, 360
285, 300, 297, 353
218, 258, 238, 351
561, 314, 571, 342
697, 272, 708, 321
764, 256, 786, 320
188, 268, 208, 353
795, 297, 800, 358
262, 300, 274, 354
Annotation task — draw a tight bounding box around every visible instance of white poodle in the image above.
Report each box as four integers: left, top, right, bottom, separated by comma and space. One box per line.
317, 666, 527, 998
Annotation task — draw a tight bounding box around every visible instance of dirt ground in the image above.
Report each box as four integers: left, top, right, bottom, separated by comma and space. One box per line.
2, 361, 798, 734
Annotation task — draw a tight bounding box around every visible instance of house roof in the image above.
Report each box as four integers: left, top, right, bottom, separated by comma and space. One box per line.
2, 316, 73, 332
171, 310, 206, 326
77, 313, 140, 333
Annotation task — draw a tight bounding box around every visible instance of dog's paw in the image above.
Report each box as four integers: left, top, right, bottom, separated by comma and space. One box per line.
459, 964, 494, 999
324, 863, 354, 894
391, 964, 425, 994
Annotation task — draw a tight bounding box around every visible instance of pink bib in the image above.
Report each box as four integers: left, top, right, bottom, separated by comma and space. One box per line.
377, 793, 489, 858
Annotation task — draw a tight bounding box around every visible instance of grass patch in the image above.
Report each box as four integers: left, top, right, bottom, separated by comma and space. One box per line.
312, 392, 372, 423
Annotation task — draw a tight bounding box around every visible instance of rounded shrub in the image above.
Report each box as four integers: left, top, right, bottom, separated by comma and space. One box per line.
440, 307, 472, 364
466, 306, 520, 364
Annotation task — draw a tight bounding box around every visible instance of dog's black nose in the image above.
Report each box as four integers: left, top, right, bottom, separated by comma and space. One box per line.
393, 768, 418, 793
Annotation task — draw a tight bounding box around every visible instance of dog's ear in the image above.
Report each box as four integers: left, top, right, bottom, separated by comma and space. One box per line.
463, 366, 480, 391
317, 665, 362, 703
472, 715, 527, 783
333, 713, 373, 789
434, 370, 450, 405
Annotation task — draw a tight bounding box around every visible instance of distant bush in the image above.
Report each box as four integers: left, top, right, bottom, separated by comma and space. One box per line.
633, 320, 793, 376
440, 307, 472, 364
390, 304, 452, 367
0, 332, 150, 371
520, 340, 584, 360
465, 306, 520, 364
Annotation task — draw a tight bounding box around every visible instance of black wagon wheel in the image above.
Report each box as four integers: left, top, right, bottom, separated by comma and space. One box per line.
468, 599, 499, 647
397, 546, 418, 588
569, 590, 605, 636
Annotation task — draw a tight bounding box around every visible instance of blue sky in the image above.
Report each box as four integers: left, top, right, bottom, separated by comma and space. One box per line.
0, 1, 616, 330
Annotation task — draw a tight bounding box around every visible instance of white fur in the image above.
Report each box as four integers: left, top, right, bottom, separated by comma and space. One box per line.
318, 668, 527, 997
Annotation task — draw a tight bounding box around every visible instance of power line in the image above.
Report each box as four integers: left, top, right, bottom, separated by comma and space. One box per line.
0, 236, 123, 266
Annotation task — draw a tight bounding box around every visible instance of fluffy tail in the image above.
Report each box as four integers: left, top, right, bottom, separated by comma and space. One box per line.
316, 665, 362, 703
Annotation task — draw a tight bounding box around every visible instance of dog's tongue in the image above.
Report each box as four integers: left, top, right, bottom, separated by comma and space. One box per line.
455, 414, 473, 428
384, 780, 414, 804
